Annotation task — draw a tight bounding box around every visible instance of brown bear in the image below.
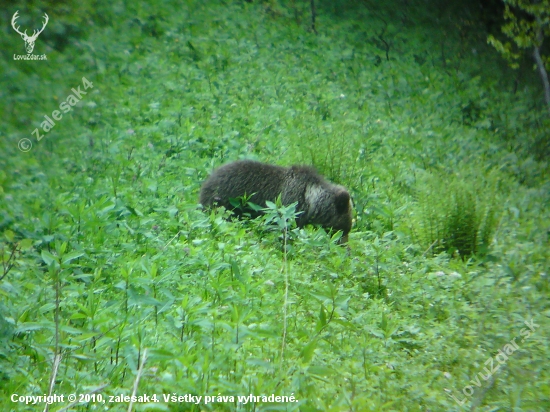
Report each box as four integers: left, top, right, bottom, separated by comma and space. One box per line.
199, 160, 353, 243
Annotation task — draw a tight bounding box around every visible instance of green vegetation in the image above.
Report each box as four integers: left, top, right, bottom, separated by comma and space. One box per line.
488, 0, 550, 112
1, 0, 549, 410
412, 172, 502, 258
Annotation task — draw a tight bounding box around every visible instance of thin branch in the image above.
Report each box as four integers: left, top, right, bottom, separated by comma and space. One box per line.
533, 44, 550, 113
43, 353, 62, 412
128, 348, 148, 412
1, 243, 19, 281
281, 227, 289, 360
422, 239, 439, 257
378, 34, 390, 61
533, 20, 550, 113
161, 230, 181, 251
310, 0, 318, 34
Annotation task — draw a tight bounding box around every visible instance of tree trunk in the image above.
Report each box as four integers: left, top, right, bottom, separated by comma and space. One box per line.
533, 44, 550, 114
310, 0, 317, 34
533, 23, 550, 114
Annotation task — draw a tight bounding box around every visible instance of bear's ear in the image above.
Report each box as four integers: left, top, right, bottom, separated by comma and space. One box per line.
334, 190, 350, 213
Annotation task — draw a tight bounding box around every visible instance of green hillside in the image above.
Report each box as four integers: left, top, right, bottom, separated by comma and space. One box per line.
0, 0, 549, 410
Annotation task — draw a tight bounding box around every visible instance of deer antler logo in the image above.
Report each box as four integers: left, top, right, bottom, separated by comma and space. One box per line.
11, 11, 49, 54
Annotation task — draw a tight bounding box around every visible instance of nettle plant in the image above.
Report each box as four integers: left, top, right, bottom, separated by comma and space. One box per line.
261, 198, 301, 239
225, 194, 303, 243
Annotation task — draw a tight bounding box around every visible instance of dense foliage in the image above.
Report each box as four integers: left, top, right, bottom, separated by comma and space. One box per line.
1, 0, 549, 410
488, 0, 550, 111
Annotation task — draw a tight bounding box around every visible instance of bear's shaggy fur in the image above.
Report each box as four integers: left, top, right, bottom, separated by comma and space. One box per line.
199, 160, 353, 243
